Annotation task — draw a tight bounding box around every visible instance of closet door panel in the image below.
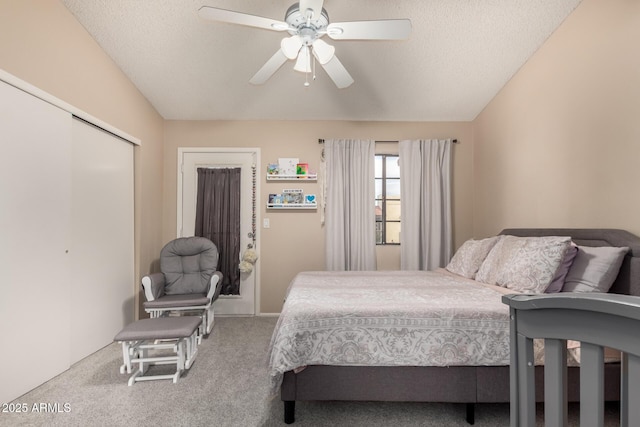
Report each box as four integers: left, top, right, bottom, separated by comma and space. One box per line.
0, 81, 72, 404
70, 118, 134, 363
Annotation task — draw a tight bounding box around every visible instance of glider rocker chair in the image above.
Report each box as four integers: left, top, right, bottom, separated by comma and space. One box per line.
141, 237, 223, 339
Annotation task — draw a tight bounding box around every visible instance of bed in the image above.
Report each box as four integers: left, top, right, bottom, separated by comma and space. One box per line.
269, 229, 640, 424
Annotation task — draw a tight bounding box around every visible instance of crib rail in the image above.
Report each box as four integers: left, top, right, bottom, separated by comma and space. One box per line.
502, 293, 640, 427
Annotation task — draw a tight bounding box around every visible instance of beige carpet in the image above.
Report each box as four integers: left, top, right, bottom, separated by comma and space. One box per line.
0, 317, 620, 427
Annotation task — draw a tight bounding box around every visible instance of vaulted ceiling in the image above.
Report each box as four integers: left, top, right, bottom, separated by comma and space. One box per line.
61, 0, 582, 121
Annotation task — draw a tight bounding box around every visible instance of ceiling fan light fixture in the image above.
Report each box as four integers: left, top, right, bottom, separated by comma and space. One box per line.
281, 35, 303, 59
294, 46, 311, 73
311, 39, 335, 64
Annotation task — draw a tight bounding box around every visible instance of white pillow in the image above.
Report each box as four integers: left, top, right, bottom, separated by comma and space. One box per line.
445, 236, 502, 279
562, 245, 629, 293
476, 235, 571, 293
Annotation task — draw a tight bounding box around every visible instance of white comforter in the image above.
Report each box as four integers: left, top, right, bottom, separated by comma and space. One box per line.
268, 270, 514, 390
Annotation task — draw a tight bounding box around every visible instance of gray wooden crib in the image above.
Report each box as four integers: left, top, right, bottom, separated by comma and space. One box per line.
503, 293, 640, 426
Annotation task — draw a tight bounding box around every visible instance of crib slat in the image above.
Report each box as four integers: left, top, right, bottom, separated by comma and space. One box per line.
628, 354, 640, 426
544, 338, 568, 427
580, 343, 604, 427
517, 333, 536, 427
621, 353, 628, 427
509, 308, 518, 427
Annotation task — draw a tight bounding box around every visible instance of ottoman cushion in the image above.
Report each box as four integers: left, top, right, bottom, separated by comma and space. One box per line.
115, 317, 202, 342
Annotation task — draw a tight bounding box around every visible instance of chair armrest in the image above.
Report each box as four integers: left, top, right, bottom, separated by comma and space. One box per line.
141, 272, 166, 302
207, 271, 224, 302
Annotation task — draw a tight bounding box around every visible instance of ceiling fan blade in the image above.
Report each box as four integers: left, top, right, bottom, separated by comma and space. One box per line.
299, 0, 325, 20
198, 6, 290, 32
320, 55, 354, 89
327, 19, 412, 40
249, 49, 289, 85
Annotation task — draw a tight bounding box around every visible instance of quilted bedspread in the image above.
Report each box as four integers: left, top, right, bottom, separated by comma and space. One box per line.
267, 270, 514, 390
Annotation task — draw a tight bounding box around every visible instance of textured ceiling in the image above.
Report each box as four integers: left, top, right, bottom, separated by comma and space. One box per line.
60, 0, 582, 121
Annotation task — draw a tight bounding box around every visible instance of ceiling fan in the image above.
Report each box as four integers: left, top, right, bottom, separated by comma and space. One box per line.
198, 0, 411, 88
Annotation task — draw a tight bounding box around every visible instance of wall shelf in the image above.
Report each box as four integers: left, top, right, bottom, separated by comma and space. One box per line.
266, 173, 317, 181
267, 202, 317, 210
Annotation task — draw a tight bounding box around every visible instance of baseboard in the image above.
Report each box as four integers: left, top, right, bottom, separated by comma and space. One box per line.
214, 313, 281, 317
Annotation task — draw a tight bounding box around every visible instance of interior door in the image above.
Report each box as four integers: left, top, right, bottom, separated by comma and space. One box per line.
70, 118, 134, 363
0, 80, 72, 404
179, 149, 258, 315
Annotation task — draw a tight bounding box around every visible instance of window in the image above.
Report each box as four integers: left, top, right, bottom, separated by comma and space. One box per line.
375, 154, 400, 244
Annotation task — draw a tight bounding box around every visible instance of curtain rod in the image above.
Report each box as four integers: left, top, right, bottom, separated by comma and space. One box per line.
318, 138, 458, 144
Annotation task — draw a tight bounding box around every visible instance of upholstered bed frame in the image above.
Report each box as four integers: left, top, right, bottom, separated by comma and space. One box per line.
280, 229, 640, 424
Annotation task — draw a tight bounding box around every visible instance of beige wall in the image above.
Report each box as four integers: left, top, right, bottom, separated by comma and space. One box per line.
164, 121, 474, 313
0, 1, 475, 317
473, 0, 640, 238
7, 0, 636, 317
0, 0, 165, 318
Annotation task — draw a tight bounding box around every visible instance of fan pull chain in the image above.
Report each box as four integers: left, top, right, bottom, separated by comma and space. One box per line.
312, 54, 316, 81
303, 49, 317, 87
304, 45, 311, 87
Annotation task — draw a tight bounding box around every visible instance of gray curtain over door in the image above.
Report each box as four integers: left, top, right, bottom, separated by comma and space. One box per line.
195, 167, 241, 295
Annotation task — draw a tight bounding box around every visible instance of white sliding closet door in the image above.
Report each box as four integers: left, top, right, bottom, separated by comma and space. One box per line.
0, 78, 135, 403
0, 81, 72, 404
70, 118, 134, 363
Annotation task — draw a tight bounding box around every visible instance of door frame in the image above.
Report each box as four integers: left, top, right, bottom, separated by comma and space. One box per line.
177, 147, 261, 315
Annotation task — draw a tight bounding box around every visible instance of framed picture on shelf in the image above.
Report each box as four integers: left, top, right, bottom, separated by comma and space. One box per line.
296, 163, 308, 175
268, 193, 283, 204
282, 188, 303, 204
278, 158, 299, 175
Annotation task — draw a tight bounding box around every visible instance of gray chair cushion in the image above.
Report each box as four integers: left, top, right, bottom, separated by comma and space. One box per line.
143, 293, 209, 309
160, 237, 219, 295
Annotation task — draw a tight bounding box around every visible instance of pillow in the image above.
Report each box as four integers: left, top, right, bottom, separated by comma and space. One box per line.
561, 245, 629, 293
545, 243, 578, 293
476, 235, 571, 293
445, 236, 502, 279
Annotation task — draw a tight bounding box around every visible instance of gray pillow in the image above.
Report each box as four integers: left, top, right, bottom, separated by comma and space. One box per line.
562, 245, 629, 293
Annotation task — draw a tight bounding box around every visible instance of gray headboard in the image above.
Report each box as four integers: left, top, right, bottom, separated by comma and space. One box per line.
499, 228, 640, 297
